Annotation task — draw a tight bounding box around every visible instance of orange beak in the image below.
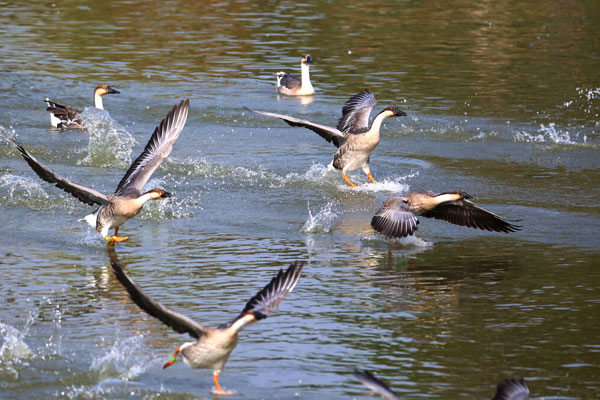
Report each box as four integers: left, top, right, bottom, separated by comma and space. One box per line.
163, 346, 180, 369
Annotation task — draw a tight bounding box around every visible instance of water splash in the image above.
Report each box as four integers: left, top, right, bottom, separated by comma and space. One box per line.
362, 232, 433, 249
0, 313, 36, 380
563, 87, 600, 116
302, 201, 339, 233
0, 314, 35, 361
90, 335, 154, 381
79, 108, 136, 168
513, 122, 586, 145
0, 174, 50, 209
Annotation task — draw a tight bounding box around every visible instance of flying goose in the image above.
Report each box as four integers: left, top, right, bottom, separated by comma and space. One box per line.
246, 90, 406, 187
13, 99, 189, 244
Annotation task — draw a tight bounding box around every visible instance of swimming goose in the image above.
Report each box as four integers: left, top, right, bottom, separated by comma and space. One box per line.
45, 84, 120, 129
13, 99, 189, 244
276, 54, 315, 96
246, 90, 406, 187
371, 190, 521, 240
353, 370, 529, 400
108, 248, 303, 395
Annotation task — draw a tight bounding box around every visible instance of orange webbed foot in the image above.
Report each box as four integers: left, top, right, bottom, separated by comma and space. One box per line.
343, 175, 356, 188
366, 173, 377, 184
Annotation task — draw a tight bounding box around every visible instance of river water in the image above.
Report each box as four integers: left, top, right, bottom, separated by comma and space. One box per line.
1, 1, 599, 399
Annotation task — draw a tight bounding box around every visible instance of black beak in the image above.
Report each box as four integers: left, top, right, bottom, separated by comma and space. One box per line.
161, 191, 172, 198
107, 86, 120, 94
305, 55, 313, 64
394, 107, 407, 117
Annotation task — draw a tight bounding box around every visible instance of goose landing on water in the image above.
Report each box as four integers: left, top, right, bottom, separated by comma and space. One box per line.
45, 84, 120, 129
108, 247, 303, 396
13, 99, 189, 245
371, 190, 521, 241
276, 54, 315, 96
246, 90, 406, 187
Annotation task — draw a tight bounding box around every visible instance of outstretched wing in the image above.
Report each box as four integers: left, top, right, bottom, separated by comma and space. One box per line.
114, 99, 189, 197
336, 90, 377, 133
220, 261, 304, 331
12, 138, 109, 206
421, 199, 521, 233
245, 107, 347, 148
108, 247, 207, 339
371, 197, 419, 238
492, 378, 529, 400
353, 370, 401, 400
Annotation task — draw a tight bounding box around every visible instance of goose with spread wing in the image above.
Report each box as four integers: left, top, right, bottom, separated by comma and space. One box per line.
108, 248, 303, 395
13, 99, 189, 244
353, 370, 529, 399
45, 84, 120, 129
246, 90, 406, 187
371, 190, 521, 241
276, 54, 315, 96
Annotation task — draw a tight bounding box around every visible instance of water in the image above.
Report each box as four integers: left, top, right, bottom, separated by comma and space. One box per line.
1, 0, 599, 398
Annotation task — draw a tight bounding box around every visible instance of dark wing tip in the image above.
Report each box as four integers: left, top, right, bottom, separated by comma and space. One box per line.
353, 370, 401, 400
241, 261, 304, 320
492, 378, 529, 400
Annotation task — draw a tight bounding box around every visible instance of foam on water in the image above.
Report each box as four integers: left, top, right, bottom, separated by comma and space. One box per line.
361, 232, 433, 249
302, 201, 339, 233
79, 108, 136, 168
90, 335, 154, 381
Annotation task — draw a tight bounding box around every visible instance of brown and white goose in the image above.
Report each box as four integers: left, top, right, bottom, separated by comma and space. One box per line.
108, 249, 303, 395
371, 190, 521, 240
13, 99, 189, 244
45, 84, 120, 129
246, 90, 406, 187
276, 54, 315, 96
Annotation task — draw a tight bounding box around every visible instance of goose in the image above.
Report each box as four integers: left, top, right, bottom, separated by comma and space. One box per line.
108, 248, 303, 395
371, 190, 521, 241
246, 90, 406, 187
353, 370, 529, 400
13, 99, 189, 244
276, 54, 315, 96
45, 84, 120, 129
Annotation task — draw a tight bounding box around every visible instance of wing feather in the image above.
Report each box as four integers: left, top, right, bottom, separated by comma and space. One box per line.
421, 199, 521, 233
245, 107, 347, 148
108, 247, 207, 339
353, 370, 401, 400
371, 197, 419, 238
114, 99, 189, 196
336, 90, 377, 133
220, 262, 304, 331
12, 138, 109, 206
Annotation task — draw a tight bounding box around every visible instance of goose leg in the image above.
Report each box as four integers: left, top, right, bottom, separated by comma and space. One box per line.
104, 227, 129, 245
362, 164, 377, 184
211, 372, 235, 395
343, 174, 356, 188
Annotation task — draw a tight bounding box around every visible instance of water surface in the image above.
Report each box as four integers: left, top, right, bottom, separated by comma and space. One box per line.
1, 1, 599, 399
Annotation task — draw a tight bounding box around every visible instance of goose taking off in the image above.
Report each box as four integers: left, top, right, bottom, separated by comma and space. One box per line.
276, 54, 315, 96
108, 248, 303, 395
371, 191, 521, 240
246, 90, 406, 187
45, 84, 120, 129
13, 99, 189, 244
